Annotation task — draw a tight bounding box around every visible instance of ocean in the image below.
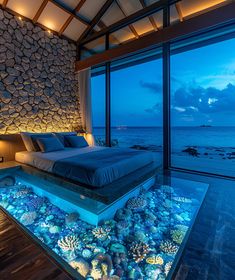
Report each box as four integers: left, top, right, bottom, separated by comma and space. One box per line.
93, 126, 235, 151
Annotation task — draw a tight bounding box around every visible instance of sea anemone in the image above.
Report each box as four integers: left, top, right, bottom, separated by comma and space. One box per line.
129, 241, 150, 263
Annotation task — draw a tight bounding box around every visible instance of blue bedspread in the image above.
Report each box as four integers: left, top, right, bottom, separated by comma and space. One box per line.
52, 148, 154, 187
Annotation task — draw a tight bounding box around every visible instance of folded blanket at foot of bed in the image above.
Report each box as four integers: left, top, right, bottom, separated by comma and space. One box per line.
52, 148, 154, 187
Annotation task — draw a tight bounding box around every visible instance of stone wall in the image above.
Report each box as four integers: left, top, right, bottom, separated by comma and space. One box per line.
0, 8, 81, 134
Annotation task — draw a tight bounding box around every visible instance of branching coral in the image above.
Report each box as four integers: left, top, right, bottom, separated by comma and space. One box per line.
58, 234, 81, 252
160, 240, 179, 255
92, 226, 111, 240
130, 241, 150, 263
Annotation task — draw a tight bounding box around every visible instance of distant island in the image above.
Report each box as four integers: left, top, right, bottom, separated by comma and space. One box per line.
200, 125, 212, 127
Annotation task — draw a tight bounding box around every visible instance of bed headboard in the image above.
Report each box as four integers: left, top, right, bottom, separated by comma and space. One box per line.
0, 134, 26, 162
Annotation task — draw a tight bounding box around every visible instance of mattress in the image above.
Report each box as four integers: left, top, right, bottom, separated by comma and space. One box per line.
15, 147, 155, 187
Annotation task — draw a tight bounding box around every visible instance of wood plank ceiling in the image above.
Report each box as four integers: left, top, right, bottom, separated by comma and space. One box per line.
0, 0, 229, 45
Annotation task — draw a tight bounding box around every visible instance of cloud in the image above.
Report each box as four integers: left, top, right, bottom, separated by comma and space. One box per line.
140, 81, 162, 94
145, 103, 161, 114
172, 83, 235, 114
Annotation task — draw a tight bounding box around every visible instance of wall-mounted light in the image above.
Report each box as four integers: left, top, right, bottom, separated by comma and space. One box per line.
0, 138, 3, 163
18, 16, 22, 20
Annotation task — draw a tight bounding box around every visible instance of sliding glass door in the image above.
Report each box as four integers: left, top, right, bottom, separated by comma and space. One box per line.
110, 53, 163, 160
170, 37, 235, 176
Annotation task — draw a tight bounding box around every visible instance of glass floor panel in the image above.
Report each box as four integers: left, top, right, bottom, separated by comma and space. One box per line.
0, 168, 208, 279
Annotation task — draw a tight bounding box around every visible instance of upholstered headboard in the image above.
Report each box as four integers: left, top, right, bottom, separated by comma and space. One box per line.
0, 134, 26, 162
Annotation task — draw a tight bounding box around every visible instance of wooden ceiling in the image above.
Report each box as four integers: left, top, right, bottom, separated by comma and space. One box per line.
0, 0, 229, 44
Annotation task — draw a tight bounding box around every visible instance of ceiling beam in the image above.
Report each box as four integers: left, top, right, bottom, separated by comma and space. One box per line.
78, 0, 115, 42
79, 0, 179, 45
59, 0, 87, 35
33, 0, 49, 23
50, 0, 89, 26
116, 0, 139, 39
139, 0, 159, 31
2, 0, 8, 8
175, 2, 183, 22
75, 1, 235, 71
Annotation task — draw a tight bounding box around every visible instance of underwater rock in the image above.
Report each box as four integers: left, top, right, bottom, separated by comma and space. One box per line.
171, 229, 185, 244
49, 225, 61, 234
134, 230, 148, 242
70, 258, 90, 278
129, 241, 150, 263
20, 211, 37, 225
58, 234, 81, 253
0, 176, 15, 187
182, 147, 199, 157
126, 196, 147, 211
114, 208, 132, 221
110, 243, 127, 254
65, 212, 79, 227
92, 225, 111, 240
146, 254, 164, 265
160, 240, 179, 255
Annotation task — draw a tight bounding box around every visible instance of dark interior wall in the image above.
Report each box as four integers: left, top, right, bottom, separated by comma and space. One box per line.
0, 8, 81, 134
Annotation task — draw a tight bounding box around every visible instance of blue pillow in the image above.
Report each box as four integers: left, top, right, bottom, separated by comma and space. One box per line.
65, 136, 88, 148
21, 132, 54, 152
53, 132, 77, 147
36, 137, 64, 153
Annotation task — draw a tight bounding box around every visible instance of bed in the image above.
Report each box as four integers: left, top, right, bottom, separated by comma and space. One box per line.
15, 145, 156, 187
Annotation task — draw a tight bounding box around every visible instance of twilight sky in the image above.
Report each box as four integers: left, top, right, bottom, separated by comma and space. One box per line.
92, 37, 235, 127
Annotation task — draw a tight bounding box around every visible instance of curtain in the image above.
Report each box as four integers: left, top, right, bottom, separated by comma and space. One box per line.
78, 68, 95, 146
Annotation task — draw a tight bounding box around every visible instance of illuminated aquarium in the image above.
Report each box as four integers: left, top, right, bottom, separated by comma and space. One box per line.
0, 172, 208, 279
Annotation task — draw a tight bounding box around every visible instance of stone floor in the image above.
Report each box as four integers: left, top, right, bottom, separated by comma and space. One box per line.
166, 170, 235, 280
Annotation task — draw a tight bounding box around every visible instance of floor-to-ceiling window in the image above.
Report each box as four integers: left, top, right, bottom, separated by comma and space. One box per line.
170, 36, 235, 176
91, 69, 106, 146
110, 54, 163, 160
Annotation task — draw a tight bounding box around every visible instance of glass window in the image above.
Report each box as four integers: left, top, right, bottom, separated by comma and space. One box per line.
171, 36, 235, 176
110, 50, 163, 161
91, 71, 106, 146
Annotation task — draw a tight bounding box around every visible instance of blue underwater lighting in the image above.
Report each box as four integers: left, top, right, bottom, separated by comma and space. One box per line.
0, 174, 208, 279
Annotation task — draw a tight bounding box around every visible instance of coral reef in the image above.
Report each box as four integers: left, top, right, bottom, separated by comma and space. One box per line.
70, 258, 90, 278
92, 226, 111, 240
126, 196, 147, 211
0, 176, 204, 280
20, 211, 37, 226
160, 240, 179, 255
171, 229, 185, 244
146, 254, 164, 265
129, 241, 150, 263
58, 235, 81, 253
164, 261, 173, 275
172, 196, 192, 203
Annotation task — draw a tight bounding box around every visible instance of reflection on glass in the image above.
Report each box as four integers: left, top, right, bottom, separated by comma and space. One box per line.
111, 55, 163, 160
171, 37, 235, 176
91, 73, 106, 146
